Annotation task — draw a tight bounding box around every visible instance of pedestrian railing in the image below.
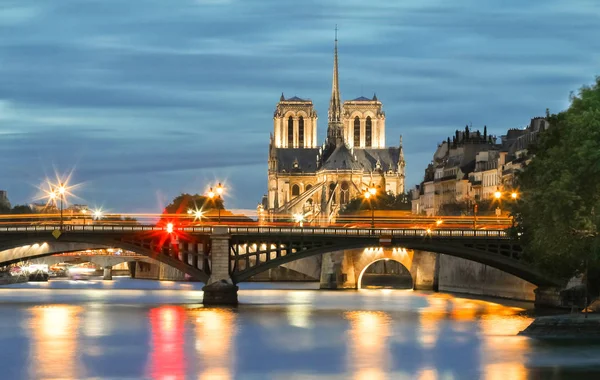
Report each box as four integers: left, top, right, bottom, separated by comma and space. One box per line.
0, 224, 508, 239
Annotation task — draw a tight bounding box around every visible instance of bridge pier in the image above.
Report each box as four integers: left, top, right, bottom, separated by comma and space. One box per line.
202, 227, 238, 305
534, 287, 563, 308
103, 266, 113, 280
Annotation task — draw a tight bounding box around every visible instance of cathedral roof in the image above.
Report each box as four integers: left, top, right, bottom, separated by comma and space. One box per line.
351, 96, 372, 101
275, 148, 319, 173
321, 145, 363, 170
354, 148, 401, 172
286, 96, 308, 102
273, 146, 401, 174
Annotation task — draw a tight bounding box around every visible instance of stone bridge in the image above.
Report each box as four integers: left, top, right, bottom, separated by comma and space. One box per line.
0, 224, 560, 304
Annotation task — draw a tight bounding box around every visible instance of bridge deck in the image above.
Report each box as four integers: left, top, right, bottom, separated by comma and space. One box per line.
0, 224, 508, 239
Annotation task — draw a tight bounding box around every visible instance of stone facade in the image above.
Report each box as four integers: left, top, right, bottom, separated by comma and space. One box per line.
411, 117, 549, 216
266, 38, 405, 222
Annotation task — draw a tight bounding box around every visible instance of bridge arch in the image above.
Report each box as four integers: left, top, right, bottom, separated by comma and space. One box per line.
230, 236, 558, 287
356, 257, 414, 289
0, 234, 210, 283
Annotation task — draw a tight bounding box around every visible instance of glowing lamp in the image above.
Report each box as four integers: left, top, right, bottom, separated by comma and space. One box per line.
511, 192, 518, 200
166, 223, 174, 234
494, 191, 502, 199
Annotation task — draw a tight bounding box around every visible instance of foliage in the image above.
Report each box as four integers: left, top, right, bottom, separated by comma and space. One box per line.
164, 193, 223, 215
437, 199, 496, 216
511, 76, 600, 286
340, 192, 411, 215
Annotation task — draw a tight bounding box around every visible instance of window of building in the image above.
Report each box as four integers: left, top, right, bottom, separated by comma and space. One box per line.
340, 181, 350, 204
291, 184, 300, 197
287, 116, 294, 147
354, 117, 360, 147
305, 184, 312, 191
329, 183, 336, 203
299, 116, 304, 146
365, 116, 372, 147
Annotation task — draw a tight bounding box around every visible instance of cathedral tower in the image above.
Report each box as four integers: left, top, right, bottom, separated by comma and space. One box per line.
343, 93, 386, 148
273, 95, 318, 148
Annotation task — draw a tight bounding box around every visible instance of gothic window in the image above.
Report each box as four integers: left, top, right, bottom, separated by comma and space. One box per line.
291, 184, 300, 197
365, 116, 372, 147
287, 116, 294, 147
353, 117, 360, 147
305, 184, 312, 191
299, 116, 304, 146
340, 181, 350, 204
329, 183, 336, 203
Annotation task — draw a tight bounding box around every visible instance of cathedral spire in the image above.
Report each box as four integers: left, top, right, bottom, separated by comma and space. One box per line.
327, 25, 344, 145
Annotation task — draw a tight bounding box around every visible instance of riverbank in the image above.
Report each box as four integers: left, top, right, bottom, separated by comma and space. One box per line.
520, 313, 600, 339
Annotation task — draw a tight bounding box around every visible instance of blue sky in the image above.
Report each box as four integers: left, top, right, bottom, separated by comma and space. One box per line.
1, 0, 599, 213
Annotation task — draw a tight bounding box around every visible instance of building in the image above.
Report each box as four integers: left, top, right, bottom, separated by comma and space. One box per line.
266, 36, 405, 222
0, 190, 10, 209
412, 118, 549, 215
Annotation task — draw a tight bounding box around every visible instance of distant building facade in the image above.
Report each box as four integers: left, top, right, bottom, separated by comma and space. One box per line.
266, 37, 405, 222
0, 190, 9, 209
412, 117, 549, 215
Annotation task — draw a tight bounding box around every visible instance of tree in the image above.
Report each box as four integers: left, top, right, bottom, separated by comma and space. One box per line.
164, 193, 223, 215
511, 76, 600, 292
339, 192, 411, 215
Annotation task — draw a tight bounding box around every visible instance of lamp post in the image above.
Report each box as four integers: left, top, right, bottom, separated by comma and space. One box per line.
49, 183, 66, 229
208, 183, 224, 224
363, 185, 377, 229
293, 212, 304, 227
81, 208, 88, 226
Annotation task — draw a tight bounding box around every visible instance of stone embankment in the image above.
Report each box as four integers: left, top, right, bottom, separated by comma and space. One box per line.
519, 308, 600, 339
0, 274, 27, 285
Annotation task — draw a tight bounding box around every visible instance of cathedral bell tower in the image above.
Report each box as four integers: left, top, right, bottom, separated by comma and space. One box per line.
327, 27, 344, 147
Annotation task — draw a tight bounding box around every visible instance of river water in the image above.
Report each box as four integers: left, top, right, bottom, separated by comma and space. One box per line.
0, 278, 599, 380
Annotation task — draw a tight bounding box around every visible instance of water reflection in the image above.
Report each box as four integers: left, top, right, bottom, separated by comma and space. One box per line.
149, 306, 186, 380
345, 311, 391, 380
5, 280, 600, 379
192, 308, 236, 380
28, 305, 82, 379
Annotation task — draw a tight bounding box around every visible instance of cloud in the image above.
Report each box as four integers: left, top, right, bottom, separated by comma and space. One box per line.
1, 0, 599, 210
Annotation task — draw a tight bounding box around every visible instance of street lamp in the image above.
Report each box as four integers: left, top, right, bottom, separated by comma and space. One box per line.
207, 183, 224, 224
293, 212, 304, 227
81, 208, 88, 226
363, 185, 377, 229
93, 209, 103, 221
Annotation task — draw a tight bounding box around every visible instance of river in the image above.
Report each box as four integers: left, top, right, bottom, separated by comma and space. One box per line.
0, 278, 599, 379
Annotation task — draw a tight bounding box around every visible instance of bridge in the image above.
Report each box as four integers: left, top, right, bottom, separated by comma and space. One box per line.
0, 223, 560, 304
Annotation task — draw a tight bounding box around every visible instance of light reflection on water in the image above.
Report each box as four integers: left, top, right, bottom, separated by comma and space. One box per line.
0, 279, 598, 379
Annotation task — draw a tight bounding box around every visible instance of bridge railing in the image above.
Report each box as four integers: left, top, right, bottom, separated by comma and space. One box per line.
0, 224, 508, 239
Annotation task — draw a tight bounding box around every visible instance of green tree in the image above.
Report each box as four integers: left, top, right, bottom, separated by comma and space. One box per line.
164, 193, 223, 215
511, 77, 600, 291
339, 192, 411, 215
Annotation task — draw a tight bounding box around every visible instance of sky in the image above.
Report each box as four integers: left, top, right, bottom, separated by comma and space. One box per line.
1, 0, 599, 213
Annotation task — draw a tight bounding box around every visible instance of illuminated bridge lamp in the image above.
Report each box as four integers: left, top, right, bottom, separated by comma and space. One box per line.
436, 220, 443, 226
166, 223, 174, 234
93, 209, 103, 220
494, 190, 502, 199
293, 213, 304, 227
511, 192, 518, 200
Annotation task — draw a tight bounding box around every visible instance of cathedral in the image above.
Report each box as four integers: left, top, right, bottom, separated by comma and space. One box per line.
265, 35, 406, 222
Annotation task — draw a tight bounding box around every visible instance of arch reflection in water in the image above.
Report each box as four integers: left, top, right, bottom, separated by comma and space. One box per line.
28, 305, 82, 379
193, 308, 236, 380
149, 306, 186, 380
345, 310, 391, 380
